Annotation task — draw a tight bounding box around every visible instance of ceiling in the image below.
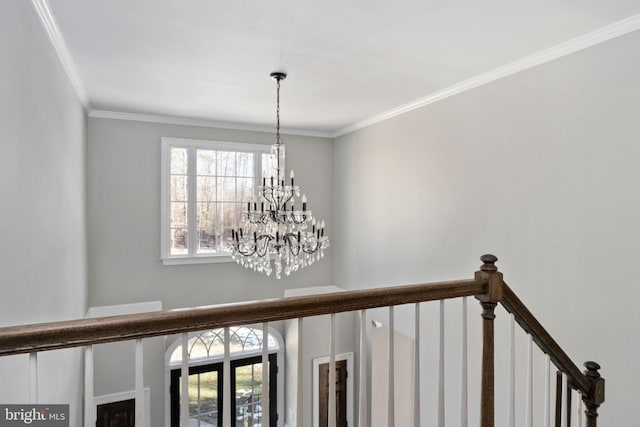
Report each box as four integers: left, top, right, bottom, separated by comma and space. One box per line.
45, 0, 640, 136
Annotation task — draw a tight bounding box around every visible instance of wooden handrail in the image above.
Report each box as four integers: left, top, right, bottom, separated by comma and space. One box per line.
500, 283, 591, 394
0, 254, 605, 425
0, 278, 485, 357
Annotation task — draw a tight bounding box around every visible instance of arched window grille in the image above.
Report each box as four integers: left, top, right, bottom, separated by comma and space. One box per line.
166, 326, 282, 427
169, 326, 279, 364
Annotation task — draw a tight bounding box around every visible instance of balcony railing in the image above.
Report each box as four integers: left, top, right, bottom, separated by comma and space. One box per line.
0, 255, 604, 427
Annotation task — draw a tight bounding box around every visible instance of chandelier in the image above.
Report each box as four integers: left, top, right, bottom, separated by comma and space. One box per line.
229, 72, 330, 278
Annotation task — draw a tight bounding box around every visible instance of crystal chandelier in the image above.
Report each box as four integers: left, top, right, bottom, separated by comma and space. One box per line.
229, 72, 330, 278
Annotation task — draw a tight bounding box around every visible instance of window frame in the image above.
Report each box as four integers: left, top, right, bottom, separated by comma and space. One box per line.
160, 137, 271, 265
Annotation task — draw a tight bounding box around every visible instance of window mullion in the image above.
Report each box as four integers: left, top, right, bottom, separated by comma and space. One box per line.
214, 151, 220, 251
188, 147, 198, 255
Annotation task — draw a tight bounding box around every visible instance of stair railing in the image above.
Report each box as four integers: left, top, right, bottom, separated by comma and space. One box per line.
475, 254, 604, 427
0, 254, 604, 427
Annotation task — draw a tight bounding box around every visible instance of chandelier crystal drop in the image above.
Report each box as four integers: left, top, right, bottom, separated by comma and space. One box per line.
228, 72, 330, 279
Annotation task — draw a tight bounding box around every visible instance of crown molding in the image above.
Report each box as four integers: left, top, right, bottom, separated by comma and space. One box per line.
31, 0, 89, 109
332, 13, 640, 138
89, 110, 333, 138
33, 0, 640, 139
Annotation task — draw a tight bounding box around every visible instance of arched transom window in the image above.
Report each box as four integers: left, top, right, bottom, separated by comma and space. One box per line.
167, 326, 283, 427
169, 326, 279, 364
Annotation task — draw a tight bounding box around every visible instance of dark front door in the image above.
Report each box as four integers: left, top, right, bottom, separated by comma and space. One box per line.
318, 360, 347, 427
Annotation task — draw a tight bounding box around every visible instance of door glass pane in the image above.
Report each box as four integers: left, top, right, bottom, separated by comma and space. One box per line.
180, 370, 219, 427
235, 363, 264, 427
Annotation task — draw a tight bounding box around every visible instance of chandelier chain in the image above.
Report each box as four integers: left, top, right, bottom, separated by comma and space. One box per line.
228, 72, 329, 279
276, 77, 280, 144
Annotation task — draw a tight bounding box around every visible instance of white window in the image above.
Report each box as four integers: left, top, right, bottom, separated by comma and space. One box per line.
161, 138, 273, 265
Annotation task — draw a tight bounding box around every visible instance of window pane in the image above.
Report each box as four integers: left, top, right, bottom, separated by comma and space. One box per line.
171, 147, 188, 175
235, 363, 263, 427
189, 337, 209, 360
218, 151, 236, 176
198, 228, 217, 254
197, 150, 216, 176
218, 177, 236, 202
236, 152, 254, 177
171, 176, 188, 201
220, 203, 237, 228
219, 228, 233, 253
237, 178, 254, 205
171, 228, 188, 255
197, 199, 217, 254
197, 202, 215, 229
171, 202, 188, 228
197, 176, 216, 203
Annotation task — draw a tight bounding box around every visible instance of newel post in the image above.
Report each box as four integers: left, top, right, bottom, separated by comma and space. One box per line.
583, 361, 605, 427
475, 254, 504, 427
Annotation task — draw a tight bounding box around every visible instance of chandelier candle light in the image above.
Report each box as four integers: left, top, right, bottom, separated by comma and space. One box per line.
229, 72, 329, 278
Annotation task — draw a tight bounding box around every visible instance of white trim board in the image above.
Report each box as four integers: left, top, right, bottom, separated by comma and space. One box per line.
89, 110, 333, 138
31, 0, 89, 108
87, 301, 163, 318
312, 352, 354, 427
332, 13, 640, 137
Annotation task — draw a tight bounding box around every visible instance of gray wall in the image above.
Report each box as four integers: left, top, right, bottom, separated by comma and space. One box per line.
0, 1, 88, 425
87, 118, 333, 424
88, 118, 333, 309
333, 31, 640, 426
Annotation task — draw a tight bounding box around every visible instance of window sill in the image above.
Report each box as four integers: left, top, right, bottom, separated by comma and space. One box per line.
160, 254, 233, 266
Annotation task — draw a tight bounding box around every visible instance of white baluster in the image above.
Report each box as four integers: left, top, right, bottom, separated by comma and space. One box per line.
508, 314, 515, 427
297, 317, 304, 427
576, 391, 583, 427
359, 310, 367, 427
84, 346, 94, 427
544, 354, 551, 427
460, 297, 468, 427
29, 352, 38, 404
224, 327, 231, 427
525, 334, 533, 427
414, 303, 421, 427
329, 313, 337, 427
181, 333, 189, 427
262, 322, 270, 426
135, 339, 144, 427
438, 300, 444, 427
388, 306, 395, 427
